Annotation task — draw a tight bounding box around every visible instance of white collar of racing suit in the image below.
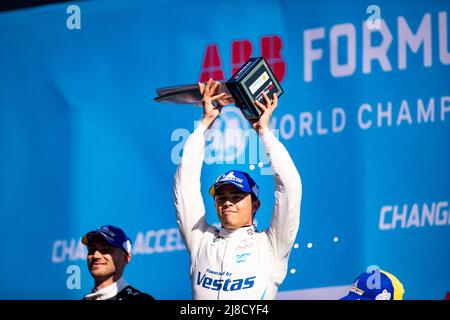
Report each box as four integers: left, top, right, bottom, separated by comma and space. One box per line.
219, 225, 256, 238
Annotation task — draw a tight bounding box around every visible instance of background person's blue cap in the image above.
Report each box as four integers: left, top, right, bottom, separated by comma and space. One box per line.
209, 170, 259, 199
341, 269, 405, 300
82, 225, 132, 255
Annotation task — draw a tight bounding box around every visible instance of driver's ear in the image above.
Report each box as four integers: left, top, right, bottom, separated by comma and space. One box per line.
252, 200, 260, 214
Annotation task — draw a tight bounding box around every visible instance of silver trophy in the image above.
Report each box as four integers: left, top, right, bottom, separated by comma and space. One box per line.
153, 57, 283, 120
153, 83, 235, 106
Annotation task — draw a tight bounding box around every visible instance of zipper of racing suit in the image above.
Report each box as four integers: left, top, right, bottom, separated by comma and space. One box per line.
218, 235, 230, 300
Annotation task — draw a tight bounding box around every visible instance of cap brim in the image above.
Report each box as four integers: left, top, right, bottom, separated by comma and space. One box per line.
209, 181, 248, 196
81, 230, 115, 247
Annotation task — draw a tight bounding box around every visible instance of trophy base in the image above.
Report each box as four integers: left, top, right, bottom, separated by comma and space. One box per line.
226, 57, 283, 120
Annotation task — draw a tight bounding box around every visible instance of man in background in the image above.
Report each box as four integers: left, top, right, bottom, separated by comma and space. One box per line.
81, 224, 155, 300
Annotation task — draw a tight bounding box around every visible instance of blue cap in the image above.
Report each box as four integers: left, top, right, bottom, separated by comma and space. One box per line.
82, 225, 132, 254
209, 170, 259, 199
341, 269, 405, 300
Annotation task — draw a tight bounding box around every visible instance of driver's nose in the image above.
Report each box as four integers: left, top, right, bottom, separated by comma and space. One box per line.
222, 200, 233, 208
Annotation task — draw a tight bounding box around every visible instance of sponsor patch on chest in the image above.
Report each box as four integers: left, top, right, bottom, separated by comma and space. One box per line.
235, 252, 251, 263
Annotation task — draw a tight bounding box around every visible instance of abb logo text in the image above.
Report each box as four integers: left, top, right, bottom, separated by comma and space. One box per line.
199, 35, 286, 83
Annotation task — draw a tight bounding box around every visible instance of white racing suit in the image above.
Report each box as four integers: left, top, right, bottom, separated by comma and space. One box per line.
173, 123, 302, 300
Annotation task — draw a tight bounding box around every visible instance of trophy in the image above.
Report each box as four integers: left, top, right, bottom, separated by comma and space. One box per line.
154, 57, 283, 120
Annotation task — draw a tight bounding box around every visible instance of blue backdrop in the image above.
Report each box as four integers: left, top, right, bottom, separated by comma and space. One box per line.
0, 0, 449, 299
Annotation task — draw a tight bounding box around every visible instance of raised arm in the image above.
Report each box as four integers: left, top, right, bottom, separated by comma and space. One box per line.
262, 129, 302, 262
173, 79, 226, 255
253, 93, 302, 266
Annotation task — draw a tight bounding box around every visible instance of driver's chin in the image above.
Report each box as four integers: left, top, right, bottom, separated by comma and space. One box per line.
221, 218, 242, 230
220, 217, 234, 229
90, 269, 113, 278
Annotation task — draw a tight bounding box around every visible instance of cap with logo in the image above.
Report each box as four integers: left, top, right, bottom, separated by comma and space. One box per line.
209, 170, 259, 199
82, 225, 132, 254
341, 269, 405, 300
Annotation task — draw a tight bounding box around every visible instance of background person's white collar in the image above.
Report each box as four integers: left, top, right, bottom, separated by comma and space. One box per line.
84, 276, 128, 300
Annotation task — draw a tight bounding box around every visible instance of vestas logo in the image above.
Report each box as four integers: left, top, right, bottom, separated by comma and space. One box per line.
198, 35, 286, 83
196, 272, 256, 291
235, 253, 251, 263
